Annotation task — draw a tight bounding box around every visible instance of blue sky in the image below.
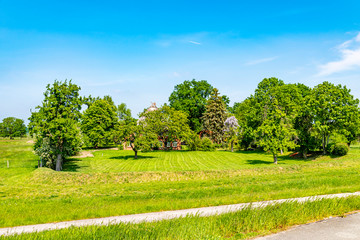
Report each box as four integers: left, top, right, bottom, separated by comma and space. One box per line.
1, 0, 360, 122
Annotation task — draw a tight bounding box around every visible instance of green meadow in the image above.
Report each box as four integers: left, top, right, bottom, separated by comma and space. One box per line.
1, 139, 360, 228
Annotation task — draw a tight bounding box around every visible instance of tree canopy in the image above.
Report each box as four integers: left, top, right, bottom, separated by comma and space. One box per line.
81, 97, 118, 148
0, 117, 27, 139
169, 79, 214, 132
29, 80, 83, 171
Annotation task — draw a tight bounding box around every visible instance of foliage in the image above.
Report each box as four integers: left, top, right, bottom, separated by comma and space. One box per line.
0, 117, 27, 139
28, 80, 83, 171
81, 97, 118, 148
202, 88, 227, 144
117, 103, 134, 125
169, 79, 214, 132
187, 134, 215, 151
224, 116, 239, 152
254, 78, 298, 163
121, 121, 159, 158
143, 105, 192, 144
309, 81, 360, 154
330, 143, 349, 156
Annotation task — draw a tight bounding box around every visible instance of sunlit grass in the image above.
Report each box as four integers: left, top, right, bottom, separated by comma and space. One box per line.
3, 197, 360, 240
1, 139, 360, 227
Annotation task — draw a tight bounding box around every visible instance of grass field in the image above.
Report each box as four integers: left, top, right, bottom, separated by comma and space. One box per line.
3, 197, 360, 239
1, 139, 360, 228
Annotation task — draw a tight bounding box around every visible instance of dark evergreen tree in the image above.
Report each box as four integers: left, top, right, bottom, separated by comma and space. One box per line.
202, 88, 227, 144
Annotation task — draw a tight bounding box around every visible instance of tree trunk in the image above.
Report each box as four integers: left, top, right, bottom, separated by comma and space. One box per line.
56, 154, 62, 171
273, 154, 278, 164
134, 150, 138, 159
322, 134, 327, 155
280, 149, 283, 155
302, 149, 307, 159
231, 141, 234, 152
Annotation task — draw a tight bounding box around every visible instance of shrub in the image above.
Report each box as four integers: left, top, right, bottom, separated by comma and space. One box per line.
188, 134, 202, 151
188, 135, 215, 151
330, 143, 349, 156
200, 137, 215, 151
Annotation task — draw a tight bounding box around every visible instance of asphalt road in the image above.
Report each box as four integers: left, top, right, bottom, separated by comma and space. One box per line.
256, 212, 360, 240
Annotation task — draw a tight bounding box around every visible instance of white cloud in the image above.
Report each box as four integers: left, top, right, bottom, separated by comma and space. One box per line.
318, 33, 360, 76
188, 41, 201, 45
245, 56, 278, 66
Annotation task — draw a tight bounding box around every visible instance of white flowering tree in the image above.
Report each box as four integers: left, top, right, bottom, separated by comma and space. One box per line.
224, 116, 239, 152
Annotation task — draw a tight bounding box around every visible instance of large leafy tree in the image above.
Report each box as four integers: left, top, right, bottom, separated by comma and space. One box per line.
254, 78, 298, 163
29, 80, 83, 171
202, 88, 227, 144
309, 81, 360, 154
144, 105, 192, 145
81, 97, 118, 148
0, 117, 27, 139
169, 79, 214, 132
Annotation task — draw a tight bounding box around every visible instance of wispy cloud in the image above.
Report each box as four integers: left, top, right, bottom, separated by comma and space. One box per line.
317, 32, 360, 76
188, 40, 201, 45
245, 56, 278, 66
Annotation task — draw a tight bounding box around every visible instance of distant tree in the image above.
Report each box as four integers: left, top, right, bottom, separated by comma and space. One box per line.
81, 97, 118, 148
202, 88, 227, 144
121, 121, 159, 159
29, 80, 83, 171
144, 105, 192, 145
169, 79, 214, 132
117, 103, 134, 125
309, 81, 360, 154
0, 117, 27, 139
224, 116, 239, 152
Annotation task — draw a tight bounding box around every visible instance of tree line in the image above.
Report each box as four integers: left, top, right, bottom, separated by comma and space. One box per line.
21, 78, 360, 171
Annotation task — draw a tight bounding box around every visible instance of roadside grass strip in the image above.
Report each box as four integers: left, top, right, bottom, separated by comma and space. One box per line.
1, 192, 360, 237
2, 195, 360, 239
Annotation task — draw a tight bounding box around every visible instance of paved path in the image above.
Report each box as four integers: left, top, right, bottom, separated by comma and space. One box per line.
256, 212, 360, 240
1, 192, 359, 236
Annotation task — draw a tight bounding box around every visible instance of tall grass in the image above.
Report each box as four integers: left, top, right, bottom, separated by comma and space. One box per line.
3, 197, 360, 239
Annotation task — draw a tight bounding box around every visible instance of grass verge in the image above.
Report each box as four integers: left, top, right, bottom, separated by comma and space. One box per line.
2, 196, 360, 240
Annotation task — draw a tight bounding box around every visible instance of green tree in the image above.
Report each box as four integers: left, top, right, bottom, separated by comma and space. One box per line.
144, 105, 192, 146
121, 121, 159, 159
202, 88, 227, 144
309, 81, 359, 154
0, 117, 27, 139
81, 97, 118, 148
117, 103, 134, 125
169, 79, 214, 132
254, 78, 298, 163
29, 80, 83, 171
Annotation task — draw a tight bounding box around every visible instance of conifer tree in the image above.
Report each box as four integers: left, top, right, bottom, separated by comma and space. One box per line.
202, 88, 227, 144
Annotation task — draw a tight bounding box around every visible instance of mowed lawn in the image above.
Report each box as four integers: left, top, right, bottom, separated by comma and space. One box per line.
1, 139, 360, 227
65, 148, 311, 173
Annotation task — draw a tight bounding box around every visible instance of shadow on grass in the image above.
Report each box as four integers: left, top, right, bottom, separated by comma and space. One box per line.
110, 155, 156, 160
246, 159, 273, 165
62, 159, 84, 172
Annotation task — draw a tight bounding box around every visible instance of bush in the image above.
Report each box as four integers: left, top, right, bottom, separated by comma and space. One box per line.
330, 143, 349, 156
200, 137, 215, 151
188, 135, 215, 151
